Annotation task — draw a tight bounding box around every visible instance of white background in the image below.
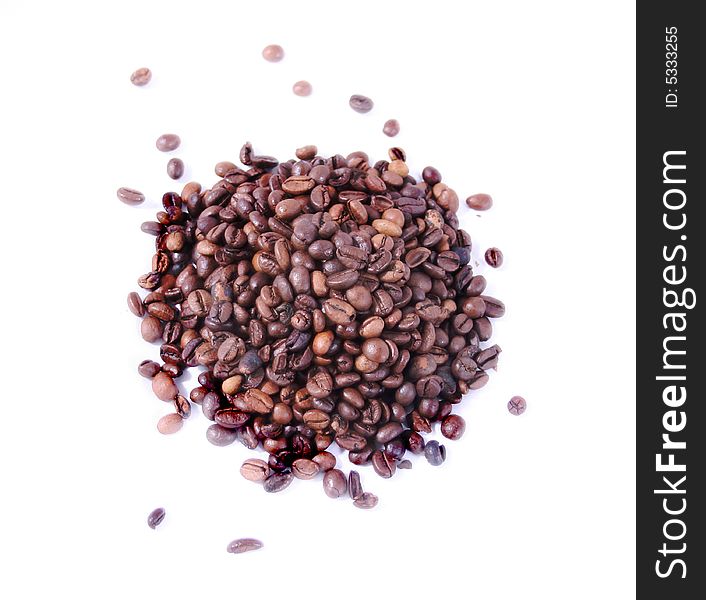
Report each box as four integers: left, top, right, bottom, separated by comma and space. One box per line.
0, 1, 636, 598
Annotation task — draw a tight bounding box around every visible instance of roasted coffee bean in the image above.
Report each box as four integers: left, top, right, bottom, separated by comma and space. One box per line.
398, 459, 412, 469
371, 450, 396, 478
508, 396, 527, 415
262, 43, 284, 62
131, 67, 151, 86
466, 193, 493, 211
240, 458, 271, 482
293, 80, 312, 96
353, 492, 378, 509
348, 470, 363, 500
441, 414, 466, 440
484, 247, 504, 268
131, 143, 503, 493
292, 458, 320, 480
117, 187, 145, 206
424, 440, 446, 466
138, 360, 161, 378
167, 158, 184, 180
382, 119, 400, 137
147, 507, 165, 529
155, 134, 180, 152
263, 471, 294, 493
349, 94, 374, 113
227, 538, 263, 554
323, 469, 347, 498
157, 413, 183, 434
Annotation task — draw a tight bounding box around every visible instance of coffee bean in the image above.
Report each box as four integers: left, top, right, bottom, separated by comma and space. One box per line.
424, 440, 446, 466
155, 134, 181, 152
227, 538, 263, 554
127, 292, 144, 317
398, 459, 412, 470
466, 193, 493, 211
152, 372, 177, 401
240, 458, 271, 482
312, 451, 337, 472
292, 458, 320, 480
263, 471, 294, 493
441, 414, 465, 440
147, 507, 165, 529
508, 396, 527, 415
353, 492, 378, 509
371, 450, 396, 478
323, 469, 347, 498
157, 413, 183, 435
484, 247, 504, 268
293, 80, 312, 97
206, 424, 238, 446
138, 360, 161, 378
382, 119, 400, 137
117, 187, 145, 205
262, 44, 284, 62
348, 470, 363, 500
167, 158, 184, 180
349, 94, 374, 113
130, 67, 151, 86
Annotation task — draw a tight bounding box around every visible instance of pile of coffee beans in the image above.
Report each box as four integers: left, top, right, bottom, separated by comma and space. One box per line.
129, 143, 504, 503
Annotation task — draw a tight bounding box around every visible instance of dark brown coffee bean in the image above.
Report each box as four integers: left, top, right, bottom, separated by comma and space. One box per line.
214, 409, 249, 429
335, 433, 367, 451
441, 414, 465, 440
382, 119, 400, 137
292, 458, 320, 480
375, 422, 403, 444
484, 247, 504, 268
167, 158, 184, 180
349, 94, 374, 113
322, 298, 356, 325
227, 538, 263, 554
127, 292, 144, 317
371, 450, 396, 478
147, 507, 165, 529
312, 451, 336, 472
155, 134, 180, 152
138, 360, 161, 378
323, 469, 347, 498
173, 395, 191, 419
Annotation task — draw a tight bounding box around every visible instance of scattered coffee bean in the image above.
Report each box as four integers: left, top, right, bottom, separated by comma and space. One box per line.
206, 424, 238, 446
382, 119, 400, 137
127, 292, 144, 317
441, 414, 466, 440
167, 158, 184, 180
130, 67, 152, 86
349, 94, 374, 113
157, 413, 183, 434
424, 440, 446, 466
353, 492, 378, 509
484, 247, 504, 268
262, 44, 284, 62
240, 458, 271, 482
138, 360, 161, 378
323, 469, 347, 498
508, 396, 527, 416
466, 193, 493, 211
398, 459, 412, 469
263, 471, 294, 493
292, 80, 312, 96
117, 187, 145, 206
348, 470, 363, 500
227, 538, 264, 554
147, 507, 165, 529
155, 134, 180, 152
